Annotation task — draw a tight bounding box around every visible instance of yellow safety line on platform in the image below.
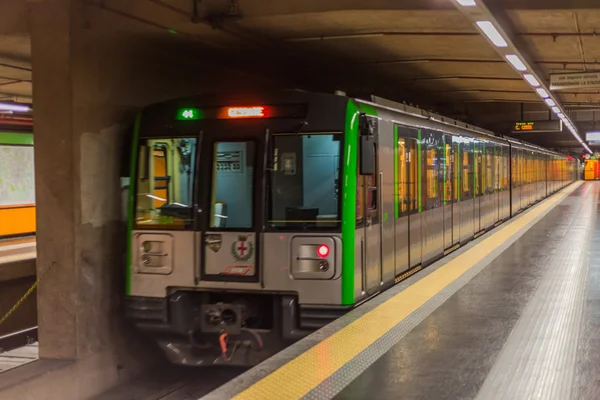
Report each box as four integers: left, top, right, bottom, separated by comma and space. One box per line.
233, 182, 583, 400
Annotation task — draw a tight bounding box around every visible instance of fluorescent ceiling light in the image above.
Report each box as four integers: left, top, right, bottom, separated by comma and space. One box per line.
523, 74, 540, 86
536, 88, 549, 98
0, 102, 30, 112
506, 54, 527, 71
551, 106, 560, 114
544, 98, 556, 107
456, 0, 476, 5
557, 113, 565, 119
476, 21, 508, 47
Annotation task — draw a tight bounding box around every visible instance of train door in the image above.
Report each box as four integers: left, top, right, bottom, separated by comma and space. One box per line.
452, 140, 461, 246
494, 144, 501, 223
474, 140, 482, 233
359, 116, 382, 294
200, 139, 260, 281
407, 137, 421, 268
459, 141, 474, 243
442, 137, 454, 250
395, 132, 410, 276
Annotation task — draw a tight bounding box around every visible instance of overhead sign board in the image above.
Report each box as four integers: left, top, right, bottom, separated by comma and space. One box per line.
586, 131, 600, 144
512, 120, 562, 133
550, 71, 600, 90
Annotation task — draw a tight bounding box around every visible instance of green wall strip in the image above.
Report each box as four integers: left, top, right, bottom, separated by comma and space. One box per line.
341, 100, 360, 305
394, 126, 399, 219
126, 113, 142, 296
417, 130, 422, 213
0, 132, 33, 146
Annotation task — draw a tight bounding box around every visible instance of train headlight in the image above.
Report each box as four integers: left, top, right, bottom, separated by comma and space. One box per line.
135, 234, 174, 275
318, 260, 329, 271
290, 237, 337, 280
141, 241, 152, 253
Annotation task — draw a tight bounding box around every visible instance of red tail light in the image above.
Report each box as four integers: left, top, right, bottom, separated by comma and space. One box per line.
317, 244, 330, 258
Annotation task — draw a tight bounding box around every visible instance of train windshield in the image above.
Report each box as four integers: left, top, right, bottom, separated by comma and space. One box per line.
268, 133, 342, 230
134, 137, 197, 229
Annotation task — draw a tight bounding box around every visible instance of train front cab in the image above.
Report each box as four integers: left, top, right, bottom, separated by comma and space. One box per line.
125, 93, 354, 366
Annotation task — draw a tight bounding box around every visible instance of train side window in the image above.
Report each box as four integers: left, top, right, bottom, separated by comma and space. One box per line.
444, 143, 452, 204
408, 139, 418, 212
462, 146, 473, 199
425, 145, 439, 210
503, 151, 509, 190
486, 144, 493, 193
494, 146, 500, 192
511, 153, 518, 187
397, 138, 409, 216
474, 142, 480, 197
356, 172, 366, 225
453, 143, 460, 202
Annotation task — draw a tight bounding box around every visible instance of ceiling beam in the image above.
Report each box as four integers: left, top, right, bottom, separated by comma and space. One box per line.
451, 0, 591, 153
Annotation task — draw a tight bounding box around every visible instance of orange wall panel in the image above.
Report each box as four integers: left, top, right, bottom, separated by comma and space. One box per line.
0, 206, 36, 236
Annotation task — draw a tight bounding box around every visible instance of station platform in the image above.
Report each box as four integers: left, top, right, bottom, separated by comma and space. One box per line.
0, 237, 36, 266
202, 181, 597, 400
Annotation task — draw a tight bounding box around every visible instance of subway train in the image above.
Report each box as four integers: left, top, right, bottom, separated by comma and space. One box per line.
0, 125, 36, 239
124, 91, 578, 366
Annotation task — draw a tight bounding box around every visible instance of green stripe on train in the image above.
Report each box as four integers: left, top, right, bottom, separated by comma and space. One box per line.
341, 100, 360, 305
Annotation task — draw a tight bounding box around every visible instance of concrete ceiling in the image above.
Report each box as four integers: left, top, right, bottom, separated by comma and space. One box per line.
4, 0, 600, 153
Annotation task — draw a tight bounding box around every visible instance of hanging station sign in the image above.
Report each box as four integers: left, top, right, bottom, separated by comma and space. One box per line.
586, 131, 600, 144
550, 71, 600, 91
512, 120, 562, 133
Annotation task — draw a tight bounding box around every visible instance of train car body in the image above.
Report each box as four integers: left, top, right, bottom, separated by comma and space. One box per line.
0, 130, 36, 238
124, 91, 577, 366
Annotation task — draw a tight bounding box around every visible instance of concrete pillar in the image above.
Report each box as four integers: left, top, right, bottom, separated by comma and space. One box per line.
10, 0, 281, 397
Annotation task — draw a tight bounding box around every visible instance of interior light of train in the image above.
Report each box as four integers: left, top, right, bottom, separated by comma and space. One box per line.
545, 98, 556, 107
476, 21, 507, 47
176, 108, 201, 120
227, 107, 265, 118
557, 113, 565, 119
455, 0, 476, 6
523, 74, 540, 87
536, 88, 549, 98
551, 106, 560, 114
317, 244, 330, 258
506, 55, 527, 71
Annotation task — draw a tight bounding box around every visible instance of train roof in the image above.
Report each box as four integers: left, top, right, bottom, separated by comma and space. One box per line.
140, 90, 568, 159
357, 95, 566, 158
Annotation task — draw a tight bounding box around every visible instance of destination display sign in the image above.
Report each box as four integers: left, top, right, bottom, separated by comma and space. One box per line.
512, 120, 562, 133
550, 71, 600, 90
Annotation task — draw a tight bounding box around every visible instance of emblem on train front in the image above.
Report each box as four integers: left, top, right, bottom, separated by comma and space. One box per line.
206, 234, 222, 252
231, 236, 254, 262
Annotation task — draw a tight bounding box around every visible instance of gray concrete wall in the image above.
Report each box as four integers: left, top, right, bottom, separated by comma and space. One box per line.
1, 0, 281, 398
